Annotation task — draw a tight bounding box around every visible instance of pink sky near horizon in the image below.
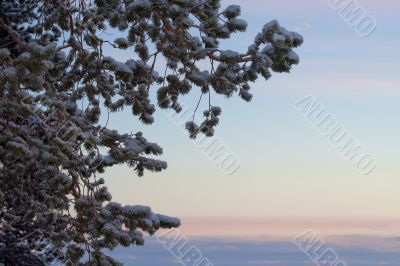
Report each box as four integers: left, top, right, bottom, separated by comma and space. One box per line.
175, 217, 400, 239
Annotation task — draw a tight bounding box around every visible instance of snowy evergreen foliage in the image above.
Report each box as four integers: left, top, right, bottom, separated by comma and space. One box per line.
0, 222, 63, 265
0, 0, 302, 264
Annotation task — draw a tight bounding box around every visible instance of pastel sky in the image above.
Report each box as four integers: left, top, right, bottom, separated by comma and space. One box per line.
99, 0, 399, 239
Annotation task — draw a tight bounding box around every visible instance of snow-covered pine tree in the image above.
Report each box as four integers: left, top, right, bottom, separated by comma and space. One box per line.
0, 0, 302, 264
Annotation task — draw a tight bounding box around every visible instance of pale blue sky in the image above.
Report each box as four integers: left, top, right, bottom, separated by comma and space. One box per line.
99, 0, 399, 225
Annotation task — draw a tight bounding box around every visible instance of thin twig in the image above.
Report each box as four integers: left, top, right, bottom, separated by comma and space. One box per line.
192, 92, 203, 122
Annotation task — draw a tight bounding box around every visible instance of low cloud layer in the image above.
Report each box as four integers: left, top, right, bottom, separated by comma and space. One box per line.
109, 236, 400, 266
